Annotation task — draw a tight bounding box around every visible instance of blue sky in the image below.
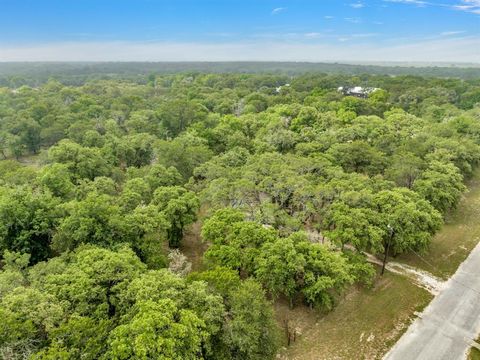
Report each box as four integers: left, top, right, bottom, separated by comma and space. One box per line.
0, 0, 479, 62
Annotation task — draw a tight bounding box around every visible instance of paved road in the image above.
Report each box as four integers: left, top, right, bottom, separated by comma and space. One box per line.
384, 242, 480, 360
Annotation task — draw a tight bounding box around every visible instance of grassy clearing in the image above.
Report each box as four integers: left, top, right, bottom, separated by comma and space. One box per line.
398, 168, 480, 278
181, 170, 480, 359
470, 347, 480, 360
280, 169, 480, 359
10, 152, 46, 169
18, 153, 43, 165
278, 272, 432, 360
180, 219, 208, 271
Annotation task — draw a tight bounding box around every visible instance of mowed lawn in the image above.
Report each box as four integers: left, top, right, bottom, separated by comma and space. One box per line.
280, 169, 480, 359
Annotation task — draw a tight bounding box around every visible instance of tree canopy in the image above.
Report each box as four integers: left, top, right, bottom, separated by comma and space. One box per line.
0, 69, 479, 358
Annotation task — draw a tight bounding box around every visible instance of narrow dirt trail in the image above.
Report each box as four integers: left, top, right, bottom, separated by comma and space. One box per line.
365, 253, 445, 295
385, 262, 445, 295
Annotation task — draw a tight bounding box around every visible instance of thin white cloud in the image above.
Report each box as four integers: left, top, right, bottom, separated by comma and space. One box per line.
350, 2, 365, 8
384, 0, 480, 13
344, 17, 362, 23
336, 33, 378, 42
440, 30, 466, 36
304, 32, 323, 38
205, 32, 237, 38
351, 33, 378, 37
324, 15, 334, 19
453, 0, 480, 14
271, 7, 286, 15
383, 0, 430, 6
0, 37, 478, 63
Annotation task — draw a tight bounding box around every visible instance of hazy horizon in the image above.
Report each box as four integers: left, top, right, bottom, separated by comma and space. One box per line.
1, 0, 479, 62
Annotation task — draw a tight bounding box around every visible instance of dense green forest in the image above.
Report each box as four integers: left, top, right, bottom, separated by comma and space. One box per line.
2, 62, 480, 87
0, 68, 480, 359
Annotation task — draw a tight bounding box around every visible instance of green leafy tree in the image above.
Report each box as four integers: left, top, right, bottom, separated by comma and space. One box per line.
327, 141, 387, 176
52, 193, 122, 252
200, 208, 245, 244
385, 152, 424, 189
156, 133, 214, 180
39, 164, 75, 199
0, 251, 29, 299
0, 287, 64, 357
372, 188, 443, 273
123, 178, 151, 203
152, 186, 200, 248
17, 119, 42, 154
322, 201, 384, 253
121, 205, 169, 267
413, 160, 466, 214
146, 164, 182, 190
0, 131, 9, 159
255, 235, 306, 306
107, 299, 207, 360
158, 99, 208, 137
0, 186, 59, 263
115, 269, 225, 354
204, 218, 277, 275
29, 246, 146, 318
82, 130, 105, 148
256, 233, 356, 309
188, 267, 241, 297
298, 239, 355, 309
32, 316, 112, 360
121, 133, 156, 167
53, 193, 168, 263
7, 134, 25, 160
222, 280, 279, 360
0, 160, 38, 186
48, 140, 111, 181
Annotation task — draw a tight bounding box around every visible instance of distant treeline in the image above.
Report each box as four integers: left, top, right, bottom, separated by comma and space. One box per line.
0, 61, 480, 87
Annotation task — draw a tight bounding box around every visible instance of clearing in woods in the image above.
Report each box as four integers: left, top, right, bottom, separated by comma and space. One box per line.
182, 168, 480, 359
471, 346, 480, 360
281, 169, 480, 359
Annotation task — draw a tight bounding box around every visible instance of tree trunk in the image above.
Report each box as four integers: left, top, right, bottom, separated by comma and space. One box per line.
381, 231, 394, 275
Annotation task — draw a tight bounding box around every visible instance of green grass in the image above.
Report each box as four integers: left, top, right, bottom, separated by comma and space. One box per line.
17, 153, 45, 169
279, 169, 480, 359
398, 168, 480, 278
470, 347, 480, 360
181, 170, 480, 359
277, 272, 432, 360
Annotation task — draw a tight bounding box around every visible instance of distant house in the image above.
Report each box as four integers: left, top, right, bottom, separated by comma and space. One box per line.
276, 83, 290, 93
338, 86, 379, 98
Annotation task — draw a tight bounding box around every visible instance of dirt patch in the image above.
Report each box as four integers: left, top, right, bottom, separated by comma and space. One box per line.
365, 252, 445, 295
180, 219, 209, 271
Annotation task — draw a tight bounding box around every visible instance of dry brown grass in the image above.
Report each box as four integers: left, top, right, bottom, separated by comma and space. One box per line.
180, 170, 480, 359
180, 219, 209, 271
279, 169, 480, 359
277, 272, 432, 360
